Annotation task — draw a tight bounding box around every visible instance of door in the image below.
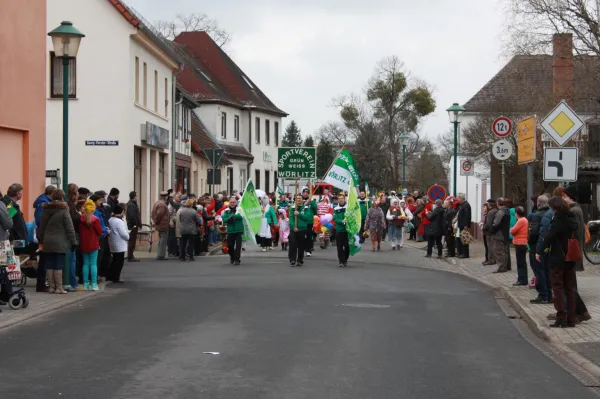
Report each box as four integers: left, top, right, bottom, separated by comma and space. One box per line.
0, 128, 23, 196
265, 170, 270, 194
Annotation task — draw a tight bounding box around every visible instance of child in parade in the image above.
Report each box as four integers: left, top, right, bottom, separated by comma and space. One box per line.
317, 197, 333, 249
333, 194, 350, 267
278, 209, 290, 251
258, 196, 278, 252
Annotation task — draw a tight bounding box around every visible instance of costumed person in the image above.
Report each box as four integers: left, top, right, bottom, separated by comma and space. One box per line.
278, 209, 290, 251
317, 196, 333, 249
289, 194, 311, 266
365, 201, 386, 251
258, 196, 278, 252
333, 194, 350, 267
222, 198, 244, 265
358, 191, 370, 244
302, 187, 318, 257
387, 198, 412, 250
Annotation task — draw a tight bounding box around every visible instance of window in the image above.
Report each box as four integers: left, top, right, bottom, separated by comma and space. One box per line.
221, 112, 227, 139
588, 124, 600, 158
255, 169, 261, 190
242, 75, 254, 89
234, 115, 240, 141
159, 153, 166, 191
143, 62, 147, 107
274, 122, 279, 147
154, 70, 158, 112
134, 147, 142, 211
274, 171, 278, 189
255, 117, 261, 144
134, 57, 139, 103
240, 169, 246, 191
164, 78, 168, 117
50, 52, 76, 98
265, 170, 270, 193
265, 120, 270, 146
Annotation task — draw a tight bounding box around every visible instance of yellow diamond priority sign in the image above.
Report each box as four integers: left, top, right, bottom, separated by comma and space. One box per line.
540, 100, 583, 146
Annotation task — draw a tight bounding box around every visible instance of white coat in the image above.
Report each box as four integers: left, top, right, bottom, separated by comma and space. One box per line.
108, 216, 130, 253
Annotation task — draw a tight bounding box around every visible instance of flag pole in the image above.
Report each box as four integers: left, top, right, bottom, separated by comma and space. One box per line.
294, 178, 299, 227
320, 145, 345, 182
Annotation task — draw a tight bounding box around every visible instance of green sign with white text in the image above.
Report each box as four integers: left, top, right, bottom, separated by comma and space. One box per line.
277, 147, 317, 179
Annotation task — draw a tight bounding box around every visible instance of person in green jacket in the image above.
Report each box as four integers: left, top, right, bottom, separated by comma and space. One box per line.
358, 191, 370, 244
334, 194, 350, 267
222, 198, 244, 265
258, 196, 278, 252
302, 187, 318, 256
289, 194, 312, 266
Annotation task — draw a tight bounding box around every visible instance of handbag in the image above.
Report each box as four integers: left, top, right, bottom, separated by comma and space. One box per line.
565, 232, 583, 262
460, 229, 474, 245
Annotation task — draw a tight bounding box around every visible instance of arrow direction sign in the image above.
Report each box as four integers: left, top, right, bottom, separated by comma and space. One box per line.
543, 147, 578, 182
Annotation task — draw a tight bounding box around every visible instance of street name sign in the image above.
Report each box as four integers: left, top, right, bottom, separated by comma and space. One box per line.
492, 117, 513, 138
540, 100, 584, 147
277, 147, 317, 179
543, 147, 578, 182
460, 159, 474, 176
492, 139, 513, 161
517, 116, 536, 164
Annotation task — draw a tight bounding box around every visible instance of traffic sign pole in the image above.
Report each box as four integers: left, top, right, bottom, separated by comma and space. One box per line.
501, 162, 505, 198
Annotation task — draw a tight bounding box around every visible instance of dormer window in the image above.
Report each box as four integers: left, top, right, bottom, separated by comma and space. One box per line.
242, 75, 254, 89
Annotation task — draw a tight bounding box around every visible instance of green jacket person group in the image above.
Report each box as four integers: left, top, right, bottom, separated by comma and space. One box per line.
222, 198, 244, 265
302, 187, 318, 256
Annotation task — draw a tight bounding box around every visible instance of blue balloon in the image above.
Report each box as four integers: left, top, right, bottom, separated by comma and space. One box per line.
325, 223, 334, 229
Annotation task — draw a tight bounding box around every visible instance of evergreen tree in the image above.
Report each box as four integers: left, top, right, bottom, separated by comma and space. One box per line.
316, 139, 334, 178
303, 135, 315, 147
282, 120, 303, 147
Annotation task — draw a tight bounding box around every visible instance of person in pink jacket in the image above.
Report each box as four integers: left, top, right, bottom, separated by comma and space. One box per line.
278, 209, 290, 251
510, 206, 529, 286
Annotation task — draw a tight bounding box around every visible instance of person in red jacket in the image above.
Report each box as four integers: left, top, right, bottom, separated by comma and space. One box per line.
79, 199, 103, 290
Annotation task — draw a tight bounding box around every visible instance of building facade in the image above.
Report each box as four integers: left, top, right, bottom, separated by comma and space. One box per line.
0, 0, 47, 220
46, 0, 180, 222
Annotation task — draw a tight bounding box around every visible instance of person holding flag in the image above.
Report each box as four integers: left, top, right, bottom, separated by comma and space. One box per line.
358, 191, 370, 244
333, 193, 350, 267
222, 198, 244, 265
289, 194, 312, 267
302, 187, 318, 257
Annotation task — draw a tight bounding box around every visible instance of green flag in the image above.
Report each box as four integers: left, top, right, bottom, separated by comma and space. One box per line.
323, 148, 360, 193
239, 179, 262, 245
346, 179, 362, 256
6, 203, 17, 219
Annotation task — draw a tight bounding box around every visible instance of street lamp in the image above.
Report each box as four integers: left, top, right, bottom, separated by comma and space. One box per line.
399, 132, 410, 189
48, 21, 84, 289
446, 103, 465, 196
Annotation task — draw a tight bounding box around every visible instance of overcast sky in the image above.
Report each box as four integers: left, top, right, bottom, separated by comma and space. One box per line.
127, 0, 506, 142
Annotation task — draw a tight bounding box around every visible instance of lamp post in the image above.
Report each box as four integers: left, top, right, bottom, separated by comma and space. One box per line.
48, 21, 84, 288
399, 132, 410, 189
446, 103, 465, 197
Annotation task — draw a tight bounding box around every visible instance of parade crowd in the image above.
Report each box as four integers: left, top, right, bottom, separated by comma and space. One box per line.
0, 180, 593, 327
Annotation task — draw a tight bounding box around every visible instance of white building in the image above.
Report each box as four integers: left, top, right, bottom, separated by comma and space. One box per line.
448, 155, 491, 228
174, 31, 287, 194
46, 0, 180, 222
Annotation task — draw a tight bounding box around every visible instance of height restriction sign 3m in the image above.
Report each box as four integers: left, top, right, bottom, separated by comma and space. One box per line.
493, 117, 513, 138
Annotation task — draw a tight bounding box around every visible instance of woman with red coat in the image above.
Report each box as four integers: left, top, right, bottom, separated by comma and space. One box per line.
79, 199, 103, 290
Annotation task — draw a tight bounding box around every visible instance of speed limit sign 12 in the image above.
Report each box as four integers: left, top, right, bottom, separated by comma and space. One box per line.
492, 117, 513, 138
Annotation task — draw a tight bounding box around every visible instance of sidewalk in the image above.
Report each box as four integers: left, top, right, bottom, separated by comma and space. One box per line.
0, 283, 105, 330
405, 238, 600, 380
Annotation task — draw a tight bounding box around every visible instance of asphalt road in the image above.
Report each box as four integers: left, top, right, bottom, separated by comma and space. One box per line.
0, 247, 597, 399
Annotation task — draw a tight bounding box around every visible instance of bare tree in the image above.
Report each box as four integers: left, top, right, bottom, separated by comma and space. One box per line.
504, 0, 600, 56
155, 13, 231, 47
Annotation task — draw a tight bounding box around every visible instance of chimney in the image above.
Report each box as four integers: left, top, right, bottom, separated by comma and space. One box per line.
552, 33, 574, 105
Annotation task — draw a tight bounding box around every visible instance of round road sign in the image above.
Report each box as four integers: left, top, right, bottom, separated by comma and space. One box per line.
492, 117, 513, 138
427, 185, 447, 202
492, 139, 513, 161
462, 160, 472, 172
